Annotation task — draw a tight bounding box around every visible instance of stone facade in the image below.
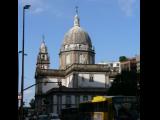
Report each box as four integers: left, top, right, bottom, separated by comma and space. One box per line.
35, 13, 119, 115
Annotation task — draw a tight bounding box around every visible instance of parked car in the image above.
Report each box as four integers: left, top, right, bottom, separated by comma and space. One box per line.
48, 113, 60, 120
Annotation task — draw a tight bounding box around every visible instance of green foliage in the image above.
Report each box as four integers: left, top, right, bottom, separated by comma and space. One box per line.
29, 98, 35, 109
119, 56, 128, 62
43, 99, 49, 104
107, 71, 138, 96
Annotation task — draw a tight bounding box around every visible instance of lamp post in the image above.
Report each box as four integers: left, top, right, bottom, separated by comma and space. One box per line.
22, 81, 62, 115
18, 51, 22, 120
20, 4, 30, 120
18, 51, 27, 109
18, 51, 21, 110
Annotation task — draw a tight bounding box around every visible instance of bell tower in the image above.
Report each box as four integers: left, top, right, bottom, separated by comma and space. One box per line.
36, 36, 50, 70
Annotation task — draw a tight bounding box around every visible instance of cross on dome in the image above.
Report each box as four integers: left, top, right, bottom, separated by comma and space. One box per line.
74, 6, 80, 27
75, 6, 78, 15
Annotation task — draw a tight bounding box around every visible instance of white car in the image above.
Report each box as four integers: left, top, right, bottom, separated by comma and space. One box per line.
48, 113, 60, 120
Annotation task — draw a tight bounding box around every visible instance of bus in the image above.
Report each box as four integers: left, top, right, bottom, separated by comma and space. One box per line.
79, 96, 140, 120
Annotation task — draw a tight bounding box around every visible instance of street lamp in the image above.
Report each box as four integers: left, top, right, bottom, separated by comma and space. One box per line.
18, 51, 21, 109
18, 51, 27, 109
20, 4, 30, 120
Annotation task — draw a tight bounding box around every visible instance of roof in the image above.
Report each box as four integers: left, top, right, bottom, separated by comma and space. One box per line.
39, 40, 48, 53
61, 14, 92, 48
35, 63, 115, 78
62, 26, 92, 47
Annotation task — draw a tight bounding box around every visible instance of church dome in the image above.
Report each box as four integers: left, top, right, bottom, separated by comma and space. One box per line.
62, 26, 92, 47
61, 14, 92, 49
59, 10, 95, 69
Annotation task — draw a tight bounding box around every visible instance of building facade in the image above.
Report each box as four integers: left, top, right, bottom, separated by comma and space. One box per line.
136, 55, 140, 72
35, 12, 118, 115
120, 58, 137, 72
120, 56, 140, 72
98, 61, 121, 73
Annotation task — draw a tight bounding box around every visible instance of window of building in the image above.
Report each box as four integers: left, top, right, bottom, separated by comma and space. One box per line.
83, 95, 88, 102
41, 54, 45, 59
79, 54, 84, 64
66, 54, 70, 65
66, 95, 71, 105
89, 74, 94, 82
65, 45, 68, 49
41, 65, 43, 69
45, 55, 47, 60
117, 63, 119, 66
75, 95, 80, 106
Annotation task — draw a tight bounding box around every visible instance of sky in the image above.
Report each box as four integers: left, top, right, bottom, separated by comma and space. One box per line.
18, 0, 140, 106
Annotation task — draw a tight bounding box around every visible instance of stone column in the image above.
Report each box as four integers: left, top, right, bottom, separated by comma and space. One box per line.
105, 73, 109, 88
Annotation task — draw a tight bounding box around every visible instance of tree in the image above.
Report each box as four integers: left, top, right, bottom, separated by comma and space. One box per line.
29, 98, 35, 109
107, 71, 138, 96
43, 99, 49, 105
119, 56, 128, 62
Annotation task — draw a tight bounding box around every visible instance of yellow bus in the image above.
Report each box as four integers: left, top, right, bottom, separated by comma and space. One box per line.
79, 96, 139, 120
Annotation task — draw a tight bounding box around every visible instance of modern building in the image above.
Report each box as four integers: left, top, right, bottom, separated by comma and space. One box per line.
35, 11, 118, 115
120, 57, 137, 72
120, 55, 140, 72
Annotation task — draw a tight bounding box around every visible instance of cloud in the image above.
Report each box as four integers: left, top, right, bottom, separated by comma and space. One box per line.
18, 0, 50, 14
18, 0, 64, 16
32, 7, 44, 14
118, 0, 136, 16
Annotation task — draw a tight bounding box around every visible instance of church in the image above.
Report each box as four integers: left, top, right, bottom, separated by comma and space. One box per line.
35, 9, 119, 115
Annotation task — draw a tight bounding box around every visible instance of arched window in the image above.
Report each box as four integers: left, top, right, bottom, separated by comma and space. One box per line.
41, 65, 44, 69
44, 55, 47, 60
41, 54, 45, 59
66, 54, 70, 65
79, 54, 84, 64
